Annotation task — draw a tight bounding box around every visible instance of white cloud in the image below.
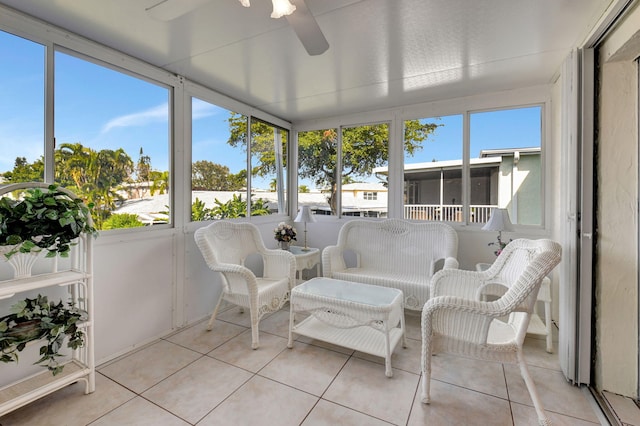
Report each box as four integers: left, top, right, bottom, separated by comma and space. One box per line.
192, 98, 223, 120
101, 103, 169, 133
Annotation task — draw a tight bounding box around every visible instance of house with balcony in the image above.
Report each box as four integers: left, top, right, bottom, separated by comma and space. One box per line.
375, 147, 542, 225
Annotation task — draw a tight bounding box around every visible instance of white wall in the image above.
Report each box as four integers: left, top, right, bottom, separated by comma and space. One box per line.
93, 230, 175, 363
594, 3, 640, 397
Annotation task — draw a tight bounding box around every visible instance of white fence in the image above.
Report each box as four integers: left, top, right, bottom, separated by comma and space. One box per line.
403, 204, 496, 223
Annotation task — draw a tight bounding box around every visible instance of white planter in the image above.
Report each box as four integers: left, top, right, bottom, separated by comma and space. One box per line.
0, 246, 42, 279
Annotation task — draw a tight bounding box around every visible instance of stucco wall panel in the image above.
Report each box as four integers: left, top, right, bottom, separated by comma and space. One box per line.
596, 51, 638, 397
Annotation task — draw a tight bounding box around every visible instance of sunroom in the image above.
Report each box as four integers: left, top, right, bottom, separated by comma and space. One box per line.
0, 0, 638, 424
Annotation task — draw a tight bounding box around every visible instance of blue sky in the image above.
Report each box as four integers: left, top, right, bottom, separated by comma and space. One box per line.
1, 30, 541, 190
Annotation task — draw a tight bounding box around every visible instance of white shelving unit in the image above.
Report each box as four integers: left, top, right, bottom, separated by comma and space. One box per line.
0, 184, 95, 416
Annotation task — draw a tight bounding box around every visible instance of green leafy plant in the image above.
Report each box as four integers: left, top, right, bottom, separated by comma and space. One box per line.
0, 295, 86, 375
0, 184, 98, 259
102, 213, 145, 230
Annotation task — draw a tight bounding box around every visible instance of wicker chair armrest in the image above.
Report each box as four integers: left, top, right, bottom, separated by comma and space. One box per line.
430, 268, 490, 299
421, 295, 501, 345
322, 245, 347, 277
262, 249, 296, 287
211, 262, 259, 294
424, 295, 511, 318
442, 256, 459, 270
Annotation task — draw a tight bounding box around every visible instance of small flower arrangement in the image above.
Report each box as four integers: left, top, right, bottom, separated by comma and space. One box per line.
274, 222, 296, 243
488, 235, 511, 257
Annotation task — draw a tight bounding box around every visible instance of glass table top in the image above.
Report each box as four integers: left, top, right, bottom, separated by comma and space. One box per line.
294, 277, 401, 307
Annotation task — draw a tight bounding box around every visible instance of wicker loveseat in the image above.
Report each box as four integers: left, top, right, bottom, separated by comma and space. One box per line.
322, 219, 459, 310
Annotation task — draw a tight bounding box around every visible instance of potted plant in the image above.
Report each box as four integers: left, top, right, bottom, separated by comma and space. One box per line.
274, 222, 296, 250
0, 184, 98, 260
0, 294, 86, 375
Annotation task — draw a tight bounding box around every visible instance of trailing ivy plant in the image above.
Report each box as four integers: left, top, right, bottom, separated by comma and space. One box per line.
0, 184, 98, 259
0, 294, 86, 375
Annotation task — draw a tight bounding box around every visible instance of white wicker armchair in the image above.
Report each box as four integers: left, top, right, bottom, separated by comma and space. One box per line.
194, 221, 296, 349
322, 219, 458, 310
420, 238, 562, 426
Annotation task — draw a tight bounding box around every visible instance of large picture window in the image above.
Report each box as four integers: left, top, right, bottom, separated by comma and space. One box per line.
54, 51, 170, 230
340, 123, 389, 218
191, 101, 288, 221
0, 31, 45, 183
191, 100, 249, 221
402, 106, 542, 226
470, 106, 542, 226
403, 115, 462, 221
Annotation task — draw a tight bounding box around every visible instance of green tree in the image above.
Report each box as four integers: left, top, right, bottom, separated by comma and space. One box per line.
209, 194, 270, 219
228, 116, 439, 214
102, 213, 145, 230
192, 197, 214, 221
227, 113, 288, 180
135, 147, 151, 182
1, 157, 44, 183
55, 143, 134, 229
192, 160, 244, 191
298, 185, 309, 193
149, 170, 169, 195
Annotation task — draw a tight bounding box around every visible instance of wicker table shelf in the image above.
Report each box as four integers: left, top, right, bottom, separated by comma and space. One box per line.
288, 277, 406, 377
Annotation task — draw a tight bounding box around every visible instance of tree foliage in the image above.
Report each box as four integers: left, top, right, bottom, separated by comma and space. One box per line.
54, 143, 134, 229
227, 113, 288, 180
192, 160, 245, 191
209, 194, 270, 219
2, 157, 44, 183
102, 213, 145, 230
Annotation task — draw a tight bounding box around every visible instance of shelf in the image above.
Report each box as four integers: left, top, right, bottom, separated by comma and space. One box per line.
0, 270, 88, 299
292, 315, 404, 359
0, 360, 92, 415
0, 183, 95, 416
527, 313, 547, 336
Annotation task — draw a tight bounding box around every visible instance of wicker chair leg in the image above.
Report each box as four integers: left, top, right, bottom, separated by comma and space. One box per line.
250, 309, 260, 349
517, 351, 550, 425
421, 344, 432, 403
420, 372, 431, 404
206, 296, 224, 331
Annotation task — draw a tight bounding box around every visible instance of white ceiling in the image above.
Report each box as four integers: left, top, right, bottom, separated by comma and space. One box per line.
0, 0, 612, 123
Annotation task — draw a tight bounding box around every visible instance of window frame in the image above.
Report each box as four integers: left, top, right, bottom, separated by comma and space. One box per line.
294, 90, 550, 233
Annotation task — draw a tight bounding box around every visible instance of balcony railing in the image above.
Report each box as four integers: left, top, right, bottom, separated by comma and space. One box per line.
403, 204, 497, 223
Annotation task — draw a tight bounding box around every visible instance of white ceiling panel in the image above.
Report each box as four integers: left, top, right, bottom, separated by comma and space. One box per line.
0, 0, 612, 122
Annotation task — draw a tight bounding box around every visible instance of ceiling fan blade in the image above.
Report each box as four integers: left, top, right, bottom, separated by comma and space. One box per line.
146, 0, 212, 21
286, 0, 329, 56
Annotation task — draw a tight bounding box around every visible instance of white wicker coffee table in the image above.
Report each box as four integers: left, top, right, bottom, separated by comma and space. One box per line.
288, 277, 406, 377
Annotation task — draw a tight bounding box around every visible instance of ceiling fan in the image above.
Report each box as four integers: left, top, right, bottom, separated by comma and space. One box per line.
145, 0, 329, 56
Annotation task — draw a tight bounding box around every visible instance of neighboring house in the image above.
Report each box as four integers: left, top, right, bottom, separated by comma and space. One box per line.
374, 147, 541, 225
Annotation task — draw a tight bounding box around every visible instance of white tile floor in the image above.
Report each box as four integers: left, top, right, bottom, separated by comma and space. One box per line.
0, 307, 605, 426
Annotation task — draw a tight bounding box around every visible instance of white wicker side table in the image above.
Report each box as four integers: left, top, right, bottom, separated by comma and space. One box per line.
288, 277, 406, 377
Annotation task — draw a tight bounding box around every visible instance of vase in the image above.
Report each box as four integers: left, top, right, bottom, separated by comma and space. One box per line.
279, 241, 290, 250
0, 245, 41, 279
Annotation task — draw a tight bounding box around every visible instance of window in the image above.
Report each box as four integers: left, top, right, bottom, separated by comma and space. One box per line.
341, 123, 389, 218
54, 51, 170, 230
470, 106, 542, 226
0, 31, 45, 183
403, 115, 462, 221
363, 192, 377, 200
249, 117, 288, 216
298, 123, 390, 218
297, 128, 337, 215
191, 100, 288, 221
191, 100, 249, 221
403, 107, 542, 226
